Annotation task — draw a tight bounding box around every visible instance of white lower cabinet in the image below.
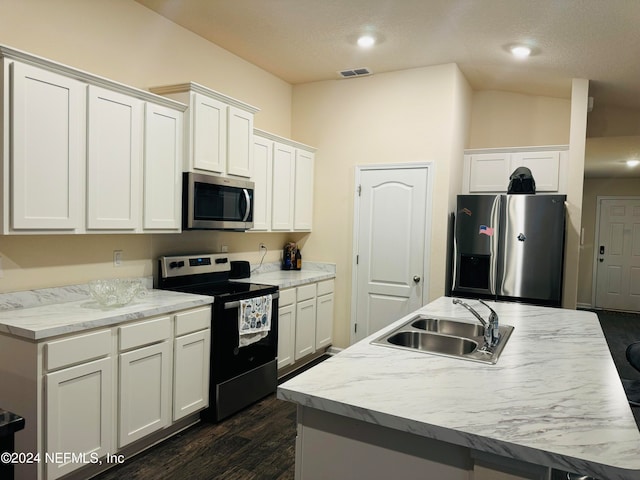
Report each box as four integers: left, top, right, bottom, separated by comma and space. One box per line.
316, 280, 335, 350
277, 279, 335, 370
295, 284, 318, 360
118, 341, 172, 447
173, 307, 211, 420
35, 305, 211, 479
44, 329, 113, 480
277, 288, 297, 369
45, 357, 113, 480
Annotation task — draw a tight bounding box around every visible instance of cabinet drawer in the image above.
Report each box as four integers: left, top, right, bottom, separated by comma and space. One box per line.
279, 288, 296, 307
174, 307, 211, 336
45, 329, 111, 371
317, 279, 335, 296
119, 316, 171, 351
297, 284, 316, 302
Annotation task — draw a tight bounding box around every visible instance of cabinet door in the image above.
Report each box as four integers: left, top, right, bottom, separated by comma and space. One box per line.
119, 341, 171, 447
173, 329, 211, 421
468, 153, 510, 192
143, 103, 183, 230
45, 357, 113, 480
295, 298, 316, 360
293, 149, 314, 231
509, 151, 560, 192
87, 85, 142, 230
316, 293, 334, 350
227, 106, 254, 177
277, 303, 296, 369
10, 61, 85, 231
271, 142, 295, 231
192, 92, 226, 173
251, 135, 273, 231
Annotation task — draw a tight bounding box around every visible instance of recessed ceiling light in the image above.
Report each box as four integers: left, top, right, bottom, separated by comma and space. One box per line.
627, 159, 640, 167
510, 45, 531, 59
357, 35, 376, 48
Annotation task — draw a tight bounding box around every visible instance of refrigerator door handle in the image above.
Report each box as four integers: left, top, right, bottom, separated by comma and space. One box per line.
489, 195, 500, 295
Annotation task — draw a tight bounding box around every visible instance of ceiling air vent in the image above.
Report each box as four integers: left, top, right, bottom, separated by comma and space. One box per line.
338, 67, 372, 79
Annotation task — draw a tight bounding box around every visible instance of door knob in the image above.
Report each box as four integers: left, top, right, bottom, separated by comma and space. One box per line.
413, 275, 421, 283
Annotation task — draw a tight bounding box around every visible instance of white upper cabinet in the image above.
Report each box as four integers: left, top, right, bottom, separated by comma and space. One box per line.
509, 151, 561, 192
150, 82, 259, 178
7, 61, 86, 231
193, 92, 227, 173
293, 148, 314, 231
144, 103, 183, 231
0, 45, 187, 234
463, 146, 569, 194
271, 141, 296, 231
227, 106, 254, 177
251, 134, 274, 231
252, 129, 316, 232
87, 85, 143, 230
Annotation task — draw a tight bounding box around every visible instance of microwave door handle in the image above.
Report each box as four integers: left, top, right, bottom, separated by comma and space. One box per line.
242, 189, 251, 222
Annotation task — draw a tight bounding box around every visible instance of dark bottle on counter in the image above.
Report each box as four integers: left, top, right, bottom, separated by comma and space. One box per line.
295, 247, 302, 270
283, 248, 292, 269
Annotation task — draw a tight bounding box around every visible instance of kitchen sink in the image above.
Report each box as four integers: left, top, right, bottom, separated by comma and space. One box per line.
410, 317, 484, 338
386, 331, 478, 355
371, 315, 514, 364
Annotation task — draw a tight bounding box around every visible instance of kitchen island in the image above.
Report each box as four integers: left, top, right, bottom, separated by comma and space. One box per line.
278, 297, 640, 480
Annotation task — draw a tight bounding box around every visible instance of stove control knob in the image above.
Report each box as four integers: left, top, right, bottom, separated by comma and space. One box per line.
169, 261, 185, 269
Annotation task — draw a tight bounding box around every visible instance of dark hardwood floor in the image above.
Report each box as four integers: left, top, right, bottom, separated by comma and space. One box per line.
94, 394, 297, 480
90, 314, 640, 480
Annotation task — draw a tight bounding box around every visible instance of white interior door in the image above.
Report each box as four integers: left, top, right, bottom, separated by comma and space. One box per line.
595, 197, 640, 311
352, 165, 431, 343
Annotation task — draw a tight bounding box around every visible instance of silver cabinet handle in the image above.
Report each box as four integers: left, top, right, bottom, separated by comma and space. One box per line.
413, 275, 421, 283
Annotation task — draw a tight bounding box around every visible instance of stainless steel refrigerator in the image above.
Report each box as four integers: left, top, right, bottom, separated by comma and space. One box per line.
452, 194, 566, 306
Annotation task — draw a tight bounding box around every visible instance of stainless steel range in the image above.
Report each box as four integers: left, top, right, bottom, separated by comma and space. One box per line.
157, 253, 279, 422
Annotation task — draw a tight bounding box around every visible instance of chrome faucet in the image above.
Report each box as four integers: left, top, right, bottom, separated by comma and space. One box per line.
452, 298, 500, 347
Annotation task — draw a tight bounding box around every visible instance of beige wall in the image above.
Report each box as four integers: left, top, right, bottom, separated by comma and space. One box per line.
291, 64, 471, 347
0, 0, 292, 292
468, 90, 571, 148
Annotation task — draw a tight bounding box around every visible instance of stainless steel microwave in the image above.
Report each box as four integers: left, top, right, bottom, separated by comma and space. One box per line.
183, 172, 254, 231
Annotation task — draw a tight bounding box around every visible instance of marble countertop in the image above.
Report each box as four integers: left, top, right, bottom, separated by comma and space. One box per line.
278, 296, 640, 480
235, 262, 336, 289
0, 289, 213, 341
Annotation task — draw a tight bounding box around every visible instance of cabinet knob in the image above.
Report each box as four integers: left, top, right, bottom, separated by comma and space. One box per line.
413, 275, 421, 283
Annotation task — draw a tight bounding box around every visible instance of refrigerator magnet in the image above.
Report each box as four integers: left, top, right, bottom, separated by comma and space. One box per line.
479, 225, 494, 236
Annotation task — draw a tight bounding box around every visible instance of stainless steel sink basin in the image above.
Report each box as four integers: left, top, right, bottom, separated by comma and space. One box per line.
410, 317, 484, 338
371, 314, 514, 364
386, 331, 478, 355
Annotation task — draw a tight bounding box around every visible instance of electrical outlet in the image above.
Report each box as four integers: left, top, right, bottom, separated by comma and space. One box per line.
220, 245, 228, 253
113, 250, 123, 267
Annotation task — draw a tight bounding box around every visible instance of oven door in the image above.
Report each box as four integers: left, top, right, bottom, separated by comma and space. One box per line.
211, 293, 278, 383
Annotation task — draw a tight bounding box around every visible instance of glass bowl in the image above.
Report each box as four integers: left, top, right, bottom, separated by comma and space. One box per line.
88, 278, 146, 307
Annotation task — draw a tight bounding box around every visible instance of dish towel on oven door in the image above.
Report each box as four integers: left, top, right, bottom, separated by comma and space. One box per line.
238, 294, 272, 347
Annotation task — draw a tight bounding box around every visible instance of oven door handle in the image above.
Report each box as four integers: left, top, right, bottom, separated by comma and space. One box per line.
223, 291, 279, 310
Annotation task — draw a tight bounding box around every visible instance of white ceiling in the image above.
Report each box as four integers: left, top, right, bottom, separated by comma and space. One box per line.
134, 0, 640, 177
